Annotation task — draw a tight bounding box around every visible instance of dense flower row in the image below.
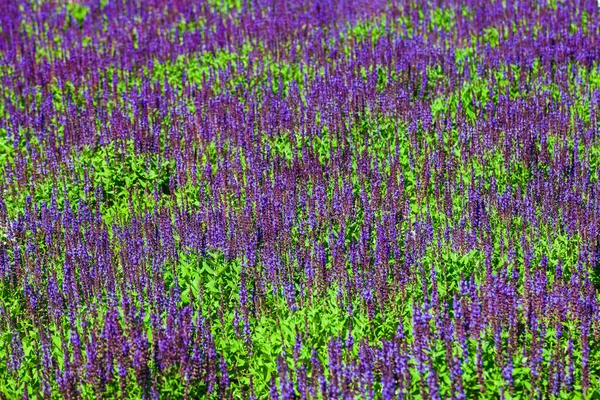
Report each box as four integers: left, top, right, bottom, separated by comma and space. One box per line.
0, 0, 599, 398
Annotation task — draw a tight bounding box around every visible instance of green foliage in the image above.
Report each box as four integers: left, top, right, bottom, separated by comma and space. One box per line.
429, 7, 456, 32
65, 3, 90, 29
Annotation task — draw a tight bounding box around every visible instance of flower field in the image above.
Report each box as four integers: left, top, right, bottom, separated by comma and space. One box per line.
1, 0, 600, 398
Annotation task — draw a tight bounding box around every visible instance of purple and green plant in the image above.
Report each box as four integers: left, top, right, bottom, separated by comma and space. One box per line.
0, 0, 599, 398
